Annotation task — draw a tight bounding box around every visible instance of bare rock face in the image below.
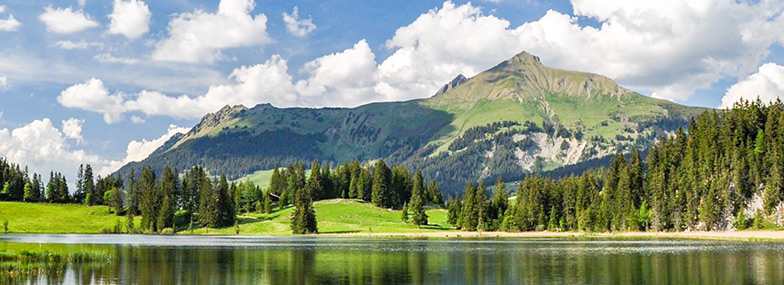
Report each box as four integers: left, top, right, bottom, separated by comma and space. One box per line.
434, 74, 468, 96
188, 105, 248, 136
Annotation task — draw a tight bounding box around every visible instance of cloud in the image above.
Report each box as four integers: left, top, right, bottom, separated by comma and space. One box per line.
58, 42, 380, 121
152, 0, 271, 64
108, 0, 151, 40
720, 63, 784, 108
0, 6, 21, 32
0, 76, 7, 89
58, 0, 784, 120
514, 0, 784, 101
57, 78, 126, 124
99, 124, 190, 175
295, 40, 378, 105
55, 40, 104, 50
376, 2, 522, 101
61, 118, 85, 143
282, 6, 315, 37
0, 118, 112, 184
93, 53, 140, 65
124, 124, 189, 163
39, 6, 99, 34
130, 116, 145, 124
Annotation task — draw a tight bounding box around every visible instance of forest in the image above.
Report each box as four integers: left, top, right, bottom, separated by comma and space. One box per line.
447, 99, 784, 232
2, 99, 784, 233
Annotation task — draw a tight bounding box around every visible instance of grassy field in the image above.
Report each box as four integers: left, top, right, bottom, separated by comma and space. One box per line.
0, 202, 134, 234
237, 168, 312, 188
192, 199, 450, 235
0, 200, 450, 235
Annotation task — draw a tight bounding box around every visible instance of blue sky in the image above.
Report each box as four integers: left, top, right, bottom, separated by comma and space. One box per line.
0, 0, 783, 182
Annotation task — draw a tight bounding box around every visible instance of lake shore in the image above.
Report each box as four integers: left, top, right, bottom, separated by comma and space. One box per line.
315, 230, 784, 241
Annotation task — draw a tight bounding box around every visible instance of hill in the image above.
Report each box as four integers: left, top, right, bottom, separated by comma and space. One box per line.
115, 51, 705, 194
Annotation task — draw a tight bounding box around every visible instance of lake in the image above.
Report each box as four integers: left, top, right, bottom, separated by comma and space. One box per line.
3, 235, 784, 284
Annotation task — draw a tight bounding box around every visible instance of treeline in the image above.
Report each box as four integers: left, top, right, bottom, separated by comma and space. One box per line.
268, 160, 444, 210
447, 99, 784, 232
0, 158, 68, 204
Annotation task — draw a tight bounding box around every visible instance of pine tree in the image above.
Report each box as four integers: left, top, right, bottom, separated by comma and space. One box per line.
427, 181, 444, 205
140, 167, 158, 232
371, 160, 391, 208
490, 177, 508, 221
447, 196, 461, 228
291, 177, 318, 234
84, 165, 98, 206
460, 181, 477, 230
157, 167, 177, 230
75, 164, 85, 203
410, 170, 428, 226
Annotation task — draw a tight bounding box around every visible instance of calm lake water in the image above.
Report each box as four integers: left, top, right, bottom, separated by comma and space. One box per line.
3, 235, 784, 284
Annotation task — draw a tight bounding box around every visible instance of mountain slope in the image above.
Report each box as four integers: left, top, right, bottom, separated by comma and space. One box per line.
115, 51, 705, 194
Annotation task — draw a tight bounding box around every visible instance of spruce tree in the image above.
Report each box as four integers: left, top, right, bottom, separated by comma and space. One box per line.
427, 181, 443, 205
410, 170, 428, 226
447, 196, 461, 228
157, 167, 177, 230
291, 178, 318, 234
84, 164, 98, 206
460, 181, 477, 230
140, 167, 158, 232
490, 177, 508, 221
371, 160, 391, 208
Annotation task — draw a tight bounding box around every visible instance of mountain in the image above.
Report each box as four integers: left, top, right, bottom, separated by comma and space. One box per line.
115, 51, 705, 194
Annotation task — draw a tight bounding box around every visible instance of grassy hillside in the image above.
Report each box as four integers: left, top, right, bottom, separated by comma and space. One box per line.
0, 200, 450, 235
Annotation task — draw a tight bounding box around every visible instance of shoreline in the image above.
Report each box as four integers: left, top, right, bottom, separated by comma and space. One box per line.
313, 230, 784, 241
6, 230, 784, 242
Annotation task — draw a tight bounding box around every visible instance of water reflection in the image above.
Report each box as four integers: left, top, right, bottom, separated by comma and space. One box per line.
4, 236, 784, 284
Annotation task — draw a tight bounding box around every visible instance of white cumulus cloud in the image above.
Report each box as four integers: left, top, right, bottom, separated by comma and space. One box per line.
108, 0, 151, 40
296, 40, 378, 105
0, 76, 8, 89
721, 63, 784, 108
0, 5, 22, 32
152, 0, 271, 64
93, 53, 140, 65
61, 118, 85, 143
57, 78, 126, 124
55, 40, 104, 50
58, 0, 784, 120
39, 6, 99, 34
0, 118, 112, 183
282, 6, 315, 37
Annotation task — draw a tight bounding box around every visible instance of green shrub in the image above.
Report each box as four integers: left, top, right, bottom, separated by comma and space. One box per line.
160, 228, 175, 235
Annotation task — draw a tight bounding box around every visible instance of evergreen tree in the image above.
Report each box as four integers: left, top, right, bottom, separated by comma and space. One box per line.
84, 164, 98, 206
459, 181, 477, 230
291, 176, 318, 234
157, 167, 177, 230
410, 170, 428, 226
140, 167, 158, 232
75, 164, 85, 203
489, 177, 508, 221
427, 181, 444, 205
109, 186, 124, 215
371, 160, 392, 208
447, 196, 461, 228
